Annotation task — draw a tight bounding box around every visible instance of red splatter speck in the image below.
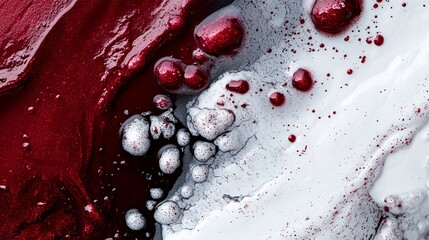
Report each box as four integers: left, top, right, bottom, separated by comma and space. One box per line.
347, 69, 353, 75
288, 134, 296, 142
366, 37, 372, 44
183, 65, 209, 90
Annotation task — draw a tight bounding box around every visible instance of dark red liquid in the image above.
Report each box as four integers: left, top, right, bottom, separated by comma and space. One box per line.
0, 0, 233, 238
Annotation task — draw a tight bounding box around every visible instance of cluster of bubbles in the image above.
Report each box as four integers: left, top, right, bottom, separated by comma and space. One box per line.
122, 12, 247, 232
121, 92, 244, 231
121, 94, 185, 230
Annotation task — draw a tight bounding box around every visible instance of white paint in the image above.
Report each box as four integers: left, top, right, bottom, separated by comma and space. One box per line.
163, 0, 429, 239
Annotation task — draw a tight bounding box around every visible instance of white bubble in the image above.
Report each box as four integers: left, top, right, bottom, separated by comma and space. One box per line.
188, 108, 235, 140
193, 141, 216, 162
121, 116, 151, 156
153, 94, 172, 110
180, 185, 194, 199
150, 110, 178, 140
214, 131, 241, 152
176, 128, 191, 147
150, 188, 164, 200
154, 201, 182, 225
146, 200, 156, 211
159, 146, 181, 174
125, 208, 146, 231
191, 165, 209, 183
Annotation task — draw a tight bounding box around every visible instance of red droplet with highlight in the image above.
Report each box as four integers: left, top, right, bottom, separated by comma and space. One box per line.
195, 17, 244, 56
292, 68, 314, 92
226, 80, 250, 94
374, 34, 384, 46
269, 92, 285, 107
288, 134, 296, 142
154, 58, 184, 91
310, 0, 362, 35
183, 65, 209, 91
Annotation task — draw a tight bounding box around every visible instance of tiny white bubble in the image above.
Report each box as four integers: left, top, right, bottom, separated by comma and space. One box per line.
125, 208, 146, 231
180, 185, 194, 199
146, 200, 156, 211
150, 188, 164, 200
191, 164, 209, 183
153, 94, 172, 110
176, 128, 191, 147
159, 146, 181, 174
193, 141, 216, 162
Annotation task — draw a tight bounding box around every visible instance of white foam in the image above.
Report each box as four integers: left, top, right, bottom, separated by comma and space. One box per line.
125, 209, 146, 231
158, 146, 181, 175
154, 201, 182, 225
191, 165, 209, 183
121, 116, 150, 156
176, 129, 191, 147
192, 141, 216, 162
187, 108, 235, 140
150, 188, 164, 200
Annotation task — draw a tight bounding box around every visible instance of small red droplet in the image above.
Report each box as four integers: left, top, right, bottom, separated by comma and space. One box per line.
292, 68, 314, 92
226, 80, 250, 94
288, 134, 296, 142
347, 69, 353, 75
374, 34, 384, 46
269, 92, 285, 107
183, 65, 209, 90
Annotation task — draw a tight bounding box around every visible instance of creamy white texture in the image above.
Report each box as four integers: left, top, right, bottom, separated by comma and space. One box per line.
164, 0, 429, 239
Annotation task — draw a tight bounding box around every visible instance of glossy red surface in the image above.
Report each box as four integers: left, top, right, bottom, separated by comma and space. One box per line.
0, 0, 232, 238
311, 0, 362, 35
